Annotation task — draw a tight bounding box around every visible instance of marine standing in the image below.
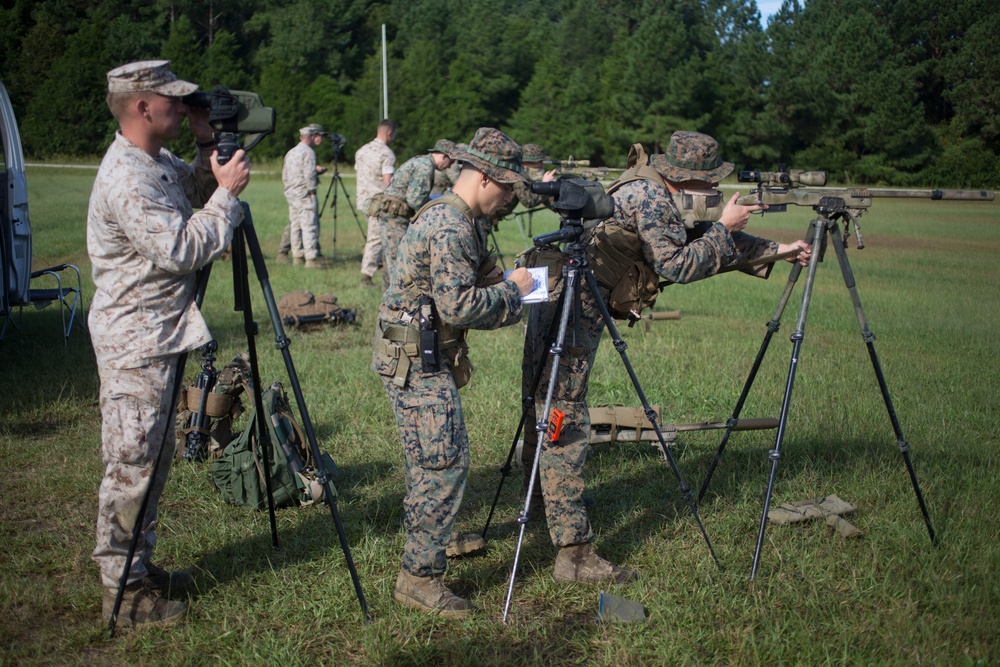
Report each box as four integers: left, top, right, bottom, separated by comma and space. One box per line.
88, 60, 251, 627
373, 128, 534, 618
356, 119, 398, 288
278, 124, 328, 269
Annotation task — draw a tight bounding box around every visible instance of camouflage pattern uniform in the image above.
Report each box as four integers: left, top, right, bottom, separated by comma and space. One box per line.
356, 138, 396, 278
282, 141, 321, 261
521, 176, 778, 548
376, 154, 438, 290
373, 191, 523, 578
88, 132, 242, 588
488, 143, 551, 230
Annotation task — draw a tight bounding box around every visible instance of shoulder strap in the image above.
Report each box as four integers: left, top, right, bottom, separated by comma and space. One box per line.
605, 143, 665, 197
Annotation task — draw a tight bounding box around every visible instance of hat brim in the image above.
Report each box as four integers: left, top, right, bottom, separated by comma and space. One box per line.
154, 79, 199, 98
649, 155, 734, 183
450, 148, 528, 184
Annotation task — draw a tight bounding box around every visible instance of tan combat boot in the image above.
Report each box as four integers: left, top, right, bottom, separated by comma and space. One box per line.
275, 252, 291, 264
293, 256, 305, 266
393, 569, 475, 619
553, 544, 639, 585
103, 581, 187, 628
359, 274, 376, 288
304, 258, 328, 270
143, 562, 193, 593
445, 532, 485, 558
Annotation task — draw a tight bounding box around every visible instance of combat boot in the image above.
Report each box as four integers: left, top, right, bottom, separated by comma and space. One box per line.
293, 256, 305, 266
275, 252, 291, 264
143, 562, 193, 593
393, 569, 475, 619
445, 532, 485, 558
304, 258, 328, 270
102, 581, 187, 628
553, 544, 639, 585
359, 274, 376, 288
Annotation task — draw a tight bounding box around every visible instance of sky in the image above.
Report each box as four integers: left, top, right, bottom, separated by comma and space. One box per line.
757, 0, 785, 24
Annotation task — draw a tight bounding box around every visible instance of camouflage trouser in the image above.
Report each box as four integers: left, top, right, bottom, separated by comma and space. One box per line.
93, 359, 179, 589
381, 370, 469, 577
520, 278, 607, 547
359, 213, 383, 278
380, 213, 410, 291
286, 194, 320, 260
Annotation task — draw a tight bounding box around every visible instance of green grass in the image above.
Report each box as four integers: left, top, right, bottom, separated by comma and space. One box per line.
2, 165, 999, 665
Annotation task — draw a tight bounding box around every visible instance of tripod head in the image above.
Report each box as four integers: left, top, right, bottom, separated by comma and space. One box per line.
530, 177, 613, 247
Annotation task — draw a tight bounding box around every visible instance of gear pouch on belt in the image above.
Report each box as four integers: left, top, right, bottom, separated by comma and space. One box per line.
444, 343, 472, 389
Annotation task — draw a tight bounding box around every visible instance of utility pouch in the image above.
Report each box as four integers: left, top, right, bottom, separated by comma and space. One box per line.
418, 297, 440, 373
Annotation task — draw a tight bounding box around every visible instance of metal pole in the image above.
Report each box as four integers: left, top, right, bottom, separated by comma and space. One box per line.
381, 25, 388, 119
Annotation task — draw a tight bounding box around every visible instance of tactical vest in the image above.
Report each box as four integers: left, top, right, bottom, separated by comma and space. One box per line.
375, 193, 499, 388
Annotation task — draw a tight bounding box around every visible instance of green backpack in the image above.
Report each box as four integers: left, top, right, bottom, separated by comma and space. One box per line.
210, 381, 338, 510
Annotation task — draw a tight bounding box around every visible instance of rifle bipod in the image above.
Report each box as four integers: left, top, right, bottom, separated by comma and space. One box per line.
107, 202, 370, 638
696, 204, 938, 580
487, 218, 721, 624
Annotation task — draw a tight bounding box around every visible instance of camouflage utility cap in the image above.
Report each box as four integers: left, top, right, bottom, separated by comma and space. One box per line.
650, 131, 734, 183
107, 60, 198, 97
452, 127, 527, 184
300, 123, 326, 136
522, 144, 547, 163
428, 139, 456, 155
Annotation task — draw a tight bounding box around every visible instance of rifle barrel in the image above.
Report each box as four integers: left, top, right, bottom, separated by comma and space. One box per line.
867, 188, 995, 201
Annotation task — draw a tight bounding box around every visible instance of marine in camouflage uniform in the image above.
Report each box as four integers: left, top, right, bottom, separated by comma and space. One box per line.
520, 131, 811, 583
429, 143, 465, 197
372, 139, 454, 291
280, 125, 327, 266
373, 128, 534, 617
488, 143, 555, 231
356, 119, 397, 286
89, 60, 251, 627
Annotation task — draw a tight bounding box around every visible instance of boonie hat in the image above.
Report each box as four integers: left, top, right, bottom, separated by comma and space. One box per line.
428, 139, 456, 155
450, 128, 527, 184
300, 123, 326, 136
107, 60, 198, 97
521, 144, 547, 163
649, 131, 734, 183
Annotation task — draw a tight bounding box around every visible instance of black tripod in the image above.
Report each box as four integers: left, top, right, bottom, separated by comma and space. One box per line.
107, 203, 370, 636
493, 216, 721, 622
318, 141, 365, 259
696, 201, 937, 580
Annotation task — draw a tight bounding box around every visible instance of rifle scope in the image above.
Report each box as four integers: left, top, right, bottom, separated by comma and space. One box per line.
738, 169, 828, 187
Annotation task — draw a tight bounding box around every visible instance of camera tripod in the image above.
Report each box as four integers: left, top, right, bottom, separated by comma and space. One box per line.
318, 144, 366, 259
488, 217, 721, 622
695, 203, 938, 580
107, 203, 370, 636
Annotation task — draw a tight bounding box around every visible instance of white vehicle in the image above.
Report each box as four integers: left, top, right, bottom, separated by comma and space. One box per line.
0, 78, 32, 318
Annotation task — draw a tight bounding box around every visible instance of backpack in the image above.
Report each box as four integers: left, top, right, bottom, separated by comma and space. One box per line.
583, 143, 668, 324
210, 381, 338, 509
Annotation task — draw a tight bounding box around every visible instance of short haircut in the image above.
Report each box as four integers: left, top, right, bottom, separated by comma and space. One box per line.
106, 91, 142, 122
378, 118, 397, 133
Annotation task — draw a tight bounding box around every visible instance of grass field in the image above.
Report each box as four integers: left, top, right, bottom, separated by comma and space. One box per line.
2, 163, 998, 665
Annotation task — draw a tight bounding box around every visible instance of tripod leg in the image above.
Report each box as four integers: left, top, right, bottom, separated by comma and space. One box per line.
107, 263, 213, 637
503, 270, 579, 622
581, 269, 722, 570
337, 174, 367, 240
232, 227, 280, 550
751, 217, 828, 580
698, 231, 811, 505
828, 224, 937, 545
482, 284, 567, 538
239, 204, 371, 622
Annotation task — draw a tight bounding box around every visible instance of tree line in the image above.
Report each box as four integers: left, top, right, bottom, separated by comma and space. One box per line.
1, 0, 997, 187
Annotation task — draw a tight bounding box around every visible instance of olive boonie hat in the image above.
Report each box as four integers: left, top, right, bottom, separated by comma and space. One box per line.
428, 138, 456, 155
650, 131, 734, 183
521, 144, 547, 163
107, 60, 198, 97
451, 127, 527, 184
300, 123, 326, 135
